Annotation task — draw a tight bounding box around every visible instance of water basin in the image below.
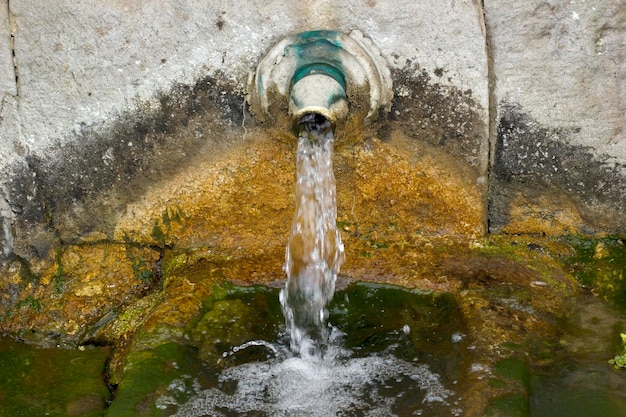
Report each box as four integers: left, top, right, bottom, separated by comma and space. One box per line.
2, 269, 626, 416
137, 282, 468, 417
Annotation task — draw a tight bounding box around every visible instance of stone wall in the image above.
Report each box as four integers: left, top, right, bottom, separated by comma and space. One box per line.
0, 0, 623, 262
484, 0, 626, 234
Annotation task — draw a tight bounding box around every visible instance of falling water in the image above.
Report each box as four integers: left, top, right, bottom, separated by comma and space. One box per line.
171, 114, 458, 416
280, 113, 345, 357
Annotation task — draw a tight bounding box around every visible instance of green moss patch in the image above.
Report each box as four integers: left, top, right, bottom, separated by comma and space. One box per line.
561, 236, 626, 309
0, 337, 110, 417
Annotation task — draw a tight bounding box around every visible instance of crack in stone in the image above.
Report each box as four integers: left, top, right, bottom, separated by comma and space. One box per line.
1, 2, 18, 258
480, 1, 501, 234
7, 0, 19, 97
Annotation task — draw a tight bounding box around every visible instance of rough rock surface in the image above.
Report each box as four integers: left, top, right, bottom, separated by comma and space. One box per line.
0, 243, 161, 344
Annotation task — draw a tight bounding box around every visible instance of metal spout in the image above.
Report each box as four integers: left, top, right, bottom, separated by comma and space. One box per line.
247, 30, 393, 134
289, 70, 348, 125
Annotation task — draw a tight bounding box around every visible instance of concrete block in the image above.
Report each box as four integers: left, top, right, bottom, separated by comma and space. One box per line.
485, 0, 626, 233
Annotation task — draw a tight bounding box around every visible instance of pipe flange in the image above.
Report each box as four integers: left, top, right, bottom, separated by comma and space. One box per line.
247, 30, 393, 124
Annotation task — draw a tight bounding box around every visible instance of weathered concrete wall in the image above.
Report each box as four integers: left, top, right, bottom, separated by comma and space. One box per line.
0, 1, 18, 257
0, 0, 489, 263
3, 0, 488, 148
0, 0, 623, 264
484, 0, 626, 234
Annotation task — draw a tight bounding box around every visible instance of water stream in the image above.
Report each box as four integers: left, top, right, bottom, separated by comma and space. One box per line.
280, 113, 345, 358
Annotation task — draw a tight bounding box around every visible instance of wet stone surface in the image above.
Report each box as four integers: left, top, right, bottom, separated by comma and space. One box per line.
390, 64, 488, 171
0, 243, 161, 345
3, 61, 492, 267
0, 62, 624, 416
6, 72, 245, 262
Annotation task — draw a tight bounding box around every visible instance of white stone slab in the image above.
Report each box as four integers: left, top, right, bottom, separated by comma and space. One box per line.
485, 0, 625, 169
9, 0, 488, 153
0, 0, 19, 163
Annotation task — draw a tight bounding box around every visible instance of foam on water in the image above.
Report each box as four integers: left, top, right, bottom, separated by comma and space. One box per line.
173, 342, 454, 417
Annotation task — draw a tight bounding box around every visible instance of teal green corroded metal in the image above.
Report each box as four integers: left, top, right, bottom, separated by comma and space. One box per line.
292, 63, 346, 92
247, 30, 393, 127
287, 31, 348, 88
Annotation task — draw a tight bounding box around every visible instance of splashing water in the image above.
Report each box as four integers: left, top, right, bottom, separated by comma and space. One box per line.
173, 344, 455, 417
280, 113, 345, 357
169, 283, 461, 416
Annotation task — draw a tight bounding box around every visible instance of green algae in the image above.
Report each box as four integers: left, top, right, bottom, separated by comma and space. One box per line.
131, 257, 155, 282
486, 393, 530, 417
531, 388, 626, 417
329, 283, 463, 356
53, 250, 67, 295
161, 253, 187, 277
3, 231, 626, 417
103, 285, 284, 415
105, 342, 190, 417
150, 206, 188, 248
328, 282, 468, 388
485, 358, 532, 417
0, 337, 110, 417
188, 286, 283, 366
562, 235, 626, 309
101, 282, 467, 415
2, 267, 624, 417
184, 282, 465, 371
150, 222, 166, 248
489, 378, 507, 389
16, 295, 41, 312
495, 358, 531, 391
609, 332, 626, 369
498, 292, 626, 417
529, 364, 626, 417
